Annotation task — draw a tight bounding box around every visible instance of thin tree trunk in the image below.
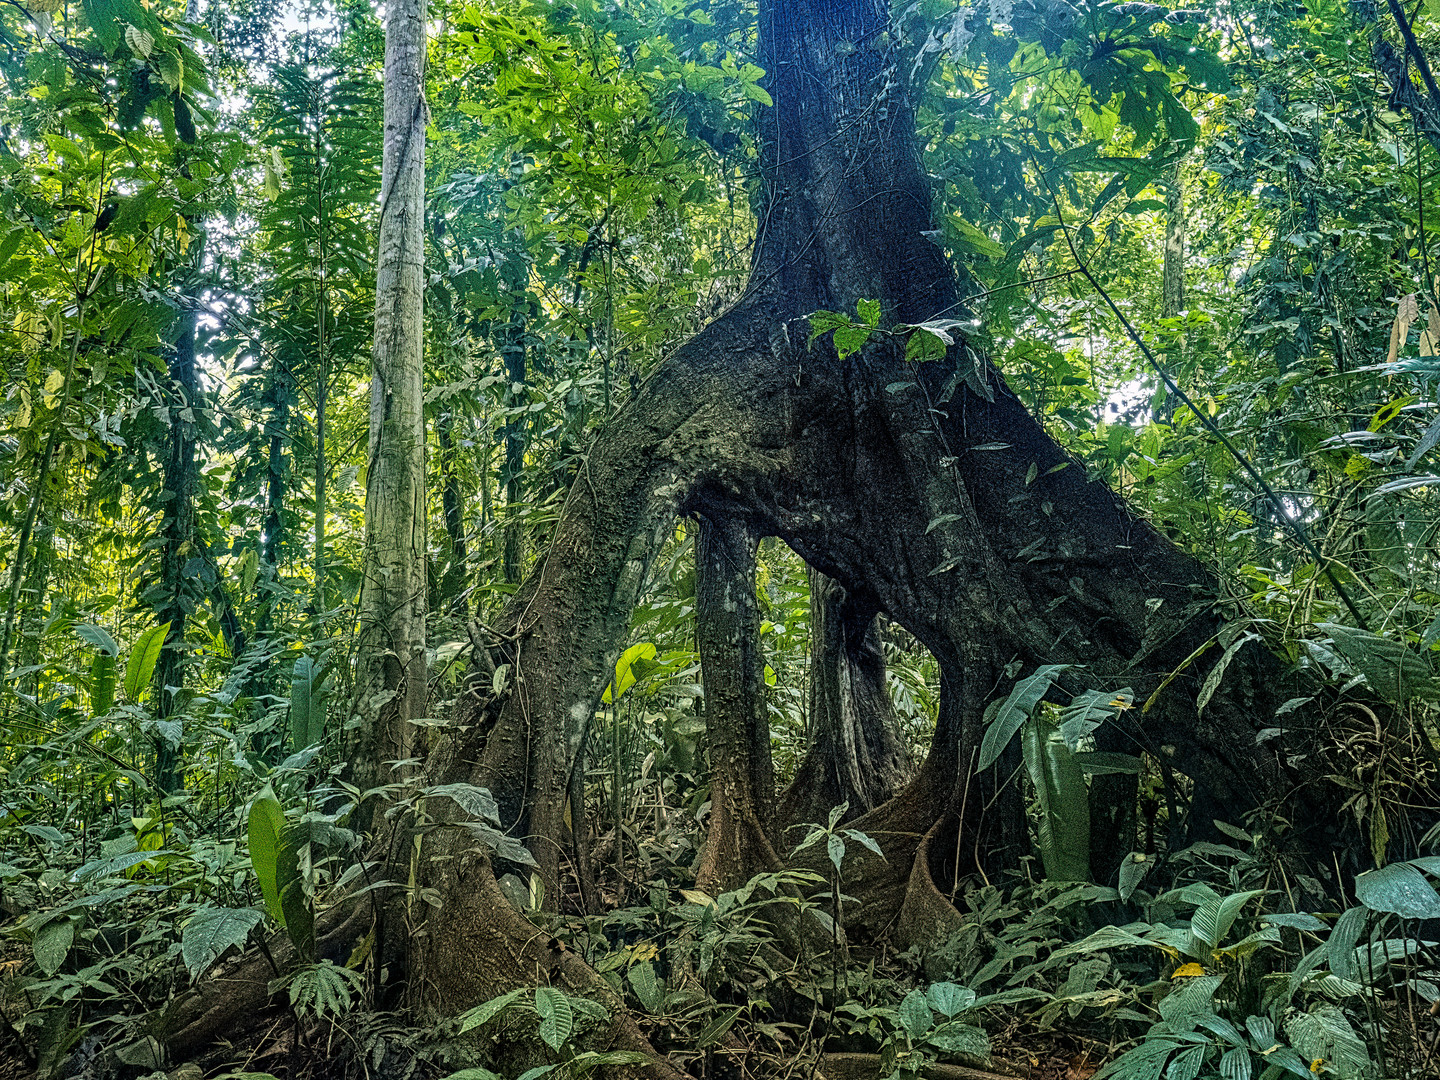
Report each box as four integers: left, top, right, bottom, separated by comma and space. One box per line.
437, 410, 470, 615
153, 306, 200, 793
779, 570, 914, 830
501, 314, 526, 585
352, 0, 428, 813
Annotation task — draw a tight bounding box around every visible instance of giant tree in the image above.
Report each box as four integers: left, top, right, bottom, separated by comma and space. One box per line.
166, 0, 1354, 1065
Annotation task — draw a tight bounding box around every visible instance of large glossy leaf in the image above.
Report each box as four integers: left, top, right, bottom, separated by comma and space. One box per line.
278, 821, 315, 960
288, 656, 327, 750
247, 794, 285, 923
979, 664, 1070, 769
1354, 861, 1440, 919
123, 621, 170, 703
898, 988, 933, 1039
1021, 716, 1090, 882
31, 916, 74, 976
534, 986, 574, 1050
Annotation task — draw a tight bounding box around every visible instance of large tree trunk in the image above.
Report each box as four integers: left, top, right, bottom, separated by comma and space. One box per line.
165, 0, 1339, 1064
413, 0, 1325, 986
351, 0, 428, 813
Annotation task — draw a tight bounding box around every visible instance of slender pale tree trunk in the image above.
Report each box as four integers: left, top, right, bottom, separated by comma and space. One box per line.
352, 0, 428, 812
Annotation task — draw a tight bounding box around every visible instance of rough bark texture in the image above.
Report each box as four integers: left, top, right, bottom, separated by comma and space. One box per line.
415, 0, 1330, 986
352, 0, 428, 812
165, 0, 1341, 1062
693, 516, 782, 895
779, 570, 914, 830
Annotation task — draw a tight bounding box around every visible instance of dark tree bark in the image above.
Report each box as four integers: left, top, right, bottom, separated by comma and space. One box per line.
437, 410, 471, 615
694, 515, 782, 894
153, 306, 200, 793
779, 570, 914, 831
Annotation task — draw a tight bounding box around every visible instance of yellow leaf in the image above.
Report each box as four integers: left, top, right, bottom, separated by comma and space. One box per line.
679, 889, 714, 907
1172, 962, 1206, 978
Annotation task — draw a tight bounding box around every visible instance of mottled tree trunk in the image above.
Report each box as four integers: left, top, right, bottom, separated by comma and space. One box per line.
352, 0, 429, 812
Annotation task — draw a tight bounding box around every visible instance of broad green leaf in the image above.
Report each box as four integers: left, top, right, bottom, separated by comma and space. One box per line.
181, 906, 262, 978
898, 988, 933, 1039
91, 652, 116, 715
535, 986, 574, 1050
457, 988, 524, 1034
978, 664, 1070, 769
926, 1022, 990, 1056
627, 962, 663, 1011
1327, 906, 1369, 981
123, 621, 170, 703
1354, 861, 1440, 919
247, 794, 285, 923
278, 822, 314, 960
1021, 716, 1090, 882
926, 981, 976, 1017
288, 656, 326, 750
74, 623, 120, 655
426, 783, 501, 824
604, 642, 658, 703
31, 916, 73, 976
1119, 852, 1151, 901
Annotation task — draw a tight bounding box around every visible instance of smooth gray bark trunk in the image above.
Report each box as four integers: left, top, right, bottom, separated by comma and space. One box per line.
352, 0, 428, 808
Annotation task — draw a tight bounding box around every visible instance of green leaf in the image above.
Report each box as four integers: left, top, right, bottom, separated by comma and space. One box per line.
90, 652, 117, 715
1218, 1046, 1251, 1080
181, 906, 262, 978
1354, 861, 1440, 919
604, 642, 658, 703
124, 621, 171, 703
1119, 853, 1151, 901
898, 988, 933, 1040
31, 916, 73, 976
978, 664, 1070, 769
535, 986, 574, 1050
627, 962, 663, 1011
926, 1021, 990, 1057
1284, 1006, 1372, 1078
1196, 632, 1259, 716
457, 988, 524, 1033
289, 656, 327, 750
278, 822, 315, 960
1327, 906, 1369, 981
926, 981, 976, 1017
426, 783, 501, 824
827, 832, 845, 874
247, 794, 286, 923
1071, 751, 1143, 774
1021, 715, 1091, 882
74, 623, 120, 655
1318, 623, 1437, 703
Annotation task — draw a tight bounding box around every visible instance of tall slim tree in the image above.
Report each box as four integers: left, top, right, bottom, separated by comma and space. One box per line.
352, 0, 428, 809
